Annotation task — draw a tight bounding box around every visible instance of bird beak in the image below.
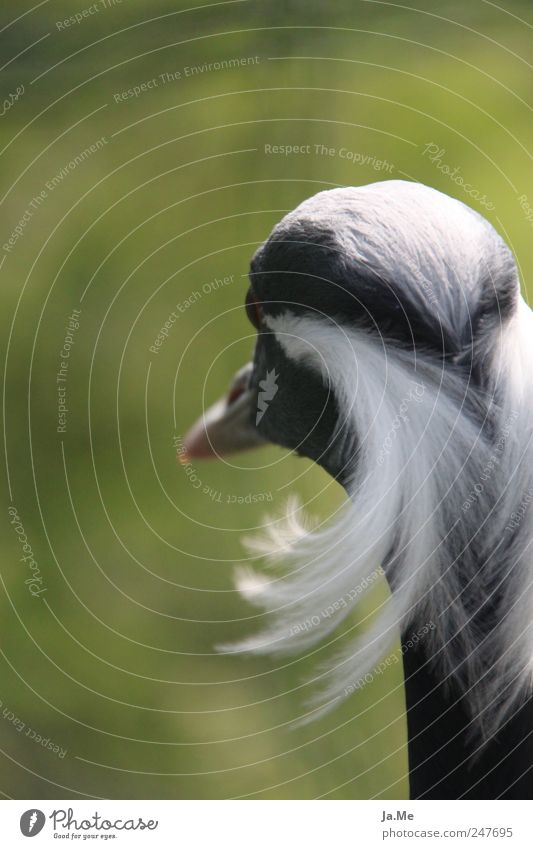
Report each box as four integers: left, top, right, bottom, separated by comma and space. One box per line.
181, 362, 266, 460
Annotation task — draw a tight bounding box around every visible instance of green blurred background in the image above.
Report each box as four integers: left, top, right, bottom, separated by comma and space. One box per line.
1, 0, 532, 799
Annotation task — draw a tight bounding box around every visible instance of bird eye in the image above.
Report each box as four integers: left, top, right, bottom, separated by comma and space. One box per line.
245, 287, 263, 330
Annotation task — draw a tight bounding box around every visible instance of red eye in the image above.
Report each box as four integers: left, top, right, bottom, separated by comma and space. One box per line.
245, 287, 263, 330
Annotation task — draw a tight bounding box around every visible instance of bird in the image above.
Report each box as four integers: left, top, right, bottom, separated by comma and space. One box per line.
183, 179, 533, 799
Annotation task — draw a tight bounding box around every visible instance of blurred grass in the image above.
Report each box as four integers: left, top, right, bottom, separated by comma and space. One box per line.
0, 0, 532, 798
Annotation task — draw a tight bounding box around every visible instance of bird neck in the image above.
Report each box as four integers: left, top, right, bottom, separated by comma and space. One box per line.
401, 630, 533, 799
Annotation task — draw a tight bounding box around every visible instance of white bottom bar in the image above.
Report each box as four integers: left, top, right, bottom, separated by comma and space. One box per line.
0, 799, 529, 847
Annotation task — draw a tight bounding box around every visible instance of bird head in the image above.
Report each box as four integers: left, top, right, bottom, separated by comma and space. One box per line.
182, 180, 531, 733
183, 180, 516, 482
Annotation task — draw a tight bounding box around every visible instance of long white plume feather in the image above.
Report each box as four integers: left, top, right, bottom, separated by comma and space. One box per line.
222, 300, 533, 739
